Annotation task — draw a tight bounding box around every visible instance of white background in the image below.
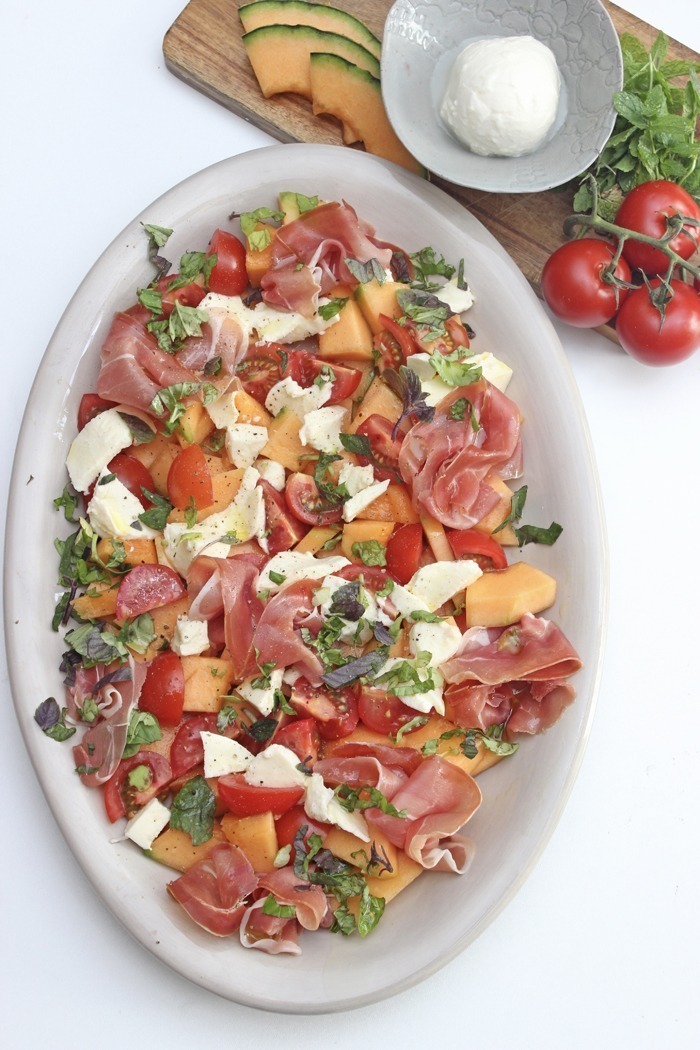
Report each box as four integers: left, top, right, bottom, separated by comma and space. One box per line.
1, 1, 698, 1046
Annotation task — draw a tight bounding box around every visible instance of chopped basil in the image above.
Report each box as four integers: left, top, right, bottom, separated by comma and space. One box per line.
54, 484, 79, 522
269, 570, 286, 585
122, 710, 161, 759
397, 288, 451, 340
338, 432, 401, 484
376, 578, 395, 598
116, 613, 155, 656
247, 717, 278, 742
77, 697, 100, 724
493, 485, 562, 546
64, 622, 127, 668
138, 490, 173, 531
170, 775, 216, 846
238, 207, 284, 250
409, 247, 456, 291
142, 223, 173, 280
493, 485, 528, 535
392, 716, 429, 743
351, 539, 387, 567
137, 286, 163, 315
118, 412, 155, 445
261, 894, 296, 919
321, 531, 342, 551
334, 784, 407, 818
318, 297, 347, 321
321, 646, 389, 690
313, 452, 348, 508
409, 610, 443, 623
430, 347, 482, 387
344, 257, 386, 284
149, 382, 201, 434
371, 653, 435, 698
34, 698, 76, 742
217, 705, 238, 732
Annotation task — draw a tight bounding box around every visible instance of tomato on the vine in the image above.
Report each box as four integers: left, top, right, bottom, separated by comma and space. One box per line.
615, 180, 700, 275
541, 239, 632, 327
615, 278, 700, 366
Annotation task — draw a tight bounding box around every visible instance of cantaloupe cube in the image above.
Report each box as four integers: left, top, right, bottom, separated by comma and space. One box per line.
245, 223, 276, 287
71, 583, 119, 621
234, 389, 273, 427
146, 823, 226, 873
341, 520, 395, 563
167, 468, 245, 523
319, 292, 375, 362
346, 849, 423, 918
142, 596, 190, 658
322, 826, 400, 881
348, 376, 402, 433
354, 280, 408, 335
176, 401, 215, 447
221, 811, 279, 872
95, 537, 158, 567
465, 561, 557, 628
260, 409, 305, 471
182, 655, 236, 712
359, 484, 418, 524
130, 434, 180, 498
473, 476, 519, 545
294, 525, 340, 555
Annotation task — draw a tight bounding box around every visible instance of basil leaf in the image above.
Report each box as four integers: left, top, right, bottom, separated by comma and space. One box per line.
118, 412, 155, 445
344, 257, 387, 284
261, 894, 296, 919
122, 710, 162, 758
321, 646, 389, 689
138, 490, 173, 531
351, 539, 387, 567
318, 297, 347, 321
54, 485, 79, 522
170, 775, 215, 846
513, 522, 563, 547
430, 348, 482, 388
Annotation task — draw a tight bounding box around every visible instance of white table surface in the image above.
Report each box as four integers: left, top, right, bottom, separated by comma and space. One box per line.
2, 1, 698, 1046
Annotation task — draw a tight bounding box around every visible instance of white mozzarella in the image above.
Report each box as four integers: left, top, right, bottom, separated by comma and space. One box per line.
244, 744, 310, 790
374, 657, 446, 716
384, 583, 431, 619
237, 668, 284, 717
298, 404, 349, 453
304, 773, 370, 841
125, 798, 171, 850
435, 276, 475, 314
407, 560, 482, 611
313, 574, 376, 645
171, 616, 210, 657
205, 390, 240, 430
406, 354, 453, 407
408, 619, 463, 668
201, 732, 254, 778
257, 551, 350, 594
342, 479, 390, 522
87, 471, 158, 541
338, 462, 375, 496
199, 294, 339, 345
264, 376, 332, 419
66, 409, 133, 492
254, 457, 286, 491
470, 352, 513, 392
225, 423, 269, 468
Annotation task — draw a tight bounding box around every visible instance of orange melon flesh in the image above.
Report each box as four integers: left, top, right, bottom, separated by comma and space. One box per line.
310, 53, 425, 176
239, 0, 381, 60
243, 25, 380, 99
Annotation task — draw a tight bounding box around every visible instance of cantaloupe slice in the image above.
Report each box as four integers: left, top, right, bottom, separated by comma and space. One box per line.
243, 25, 380, 98
464, 562, 557, 628
239, 0, 381, 60
310, 53, 424, 175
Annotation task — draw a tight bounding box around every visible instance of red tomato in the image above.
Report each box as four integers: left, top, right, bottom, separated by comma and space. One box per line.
337, 563, 391, 591
157, 274, 207, 316
290, 677, 359, 740
218, 774, 303, 816
355, 414, 403, 482
541, 239, 632, 327
236, 343, 287, 404
167, 443, 214, 510
103, 750, 172, 823
287, 349, 361, 404
285, 472, 343, 526
106, 453, 155, 506
374, 314, 416, 370
207, 229, 248, 296
274, 805, 327, 849
139, 650, 186, 726
115, 564, 186, 620
615, 180, 700, 274
273, 718, 320, 766
615, 279, 700, 366
414, 314, 471, 354
447, 528, 508, 571
385, 523, 423, 585
358, 686, 418, 736
259, 479, 307, 554
77, 393, 115, 430
170, 714, 220, 779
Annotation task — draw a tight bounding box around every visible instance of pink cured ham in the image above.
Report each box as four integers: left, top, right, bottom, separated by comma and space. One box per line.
71, 658, 147, 786
442, 614, 582, 686
398, 380, 523, 529
261, 202, 393, 315
175, 317, 247, 380
251, 581, 324, 684
444, 679, 576, 737
97, 313, 198, 414
315, 740, 424, 797
187, 554, 265, 679
367, 756, 482, 873
257, 867, 328, 931
168, 843, 258, 936
239, 900, 301, 955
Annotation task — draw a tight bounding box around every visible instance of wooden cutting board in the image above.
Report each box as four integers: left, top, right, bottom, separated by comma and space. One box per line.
163, 1, 698, 328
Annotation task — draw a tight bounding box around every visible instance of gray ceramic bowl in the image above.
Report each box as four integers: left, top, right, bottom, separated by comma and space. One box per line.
382, 0, 622, 192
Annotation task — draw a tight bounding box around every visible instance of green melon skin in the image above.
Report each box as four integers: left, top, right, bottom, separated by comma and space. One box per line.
242, 24, 380, 98
239, 0, 381, 60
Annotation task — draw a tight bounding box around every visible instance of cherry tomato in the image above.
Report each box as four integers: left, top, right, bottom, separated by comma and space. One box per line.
374, 314, 416, 370
77, 393, 115, 430
615, 180, 700, 274
167, 443, 214, 510
274, 805, 327, 848
615, 278, 700, 366
259, 479, 307, 554
287, 349, 361, 404
290, 677, 360, 740
355, 414, 403, 482
106, 453, 155, 506
207, 229, 248, 296
358, 686, 418, 736
115, 563, 186, 620
385, 523, 423, 585
447, 528, 508, 571
139, 650, 186, 726
236, 343, 287, 404
414, 314, 471, 354
218, 774, 303, 816
170, 714, 220, 779
103, 751, 172, 823
285, 473, 343, 526
541, 239, 632, 327
157, 274, 206, 316
273, 718, 320, 766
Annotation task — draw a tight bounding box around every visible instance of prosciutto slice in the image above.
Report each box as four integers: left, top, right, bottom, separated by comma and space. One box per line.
367, 756, 482, 873
316, 740, 424, 797
398, 380, 522, 529
239, 900, 301, 955
444, 679, 576, 736
71, 658, 147, 786
442, 614, 582, 686
251, 581, 324, 684
187, 554, 265, 679
168, 843, 257, 936
257, 867, 328, 931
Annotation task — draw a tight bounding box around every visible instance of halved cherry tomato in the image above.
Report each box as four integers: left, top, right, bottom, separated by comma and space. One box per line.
206, 229, 248, 296
285, 473, 343, 526
355, 414, 403, 482
106, 453, 155, 506
139, 650, 186, 726
385, 523, 423, 585
358, 686, 418, 736
259, 479, 307, 554
77, 393, 115, 430
115, 564, 186, 620
338, 564, 391, 591
167, 443, 213, 510
236, 343, 287, 403
287, 349, 361, 404
274, 805, 327, 849
290, 677, 359, 740
170, 713, 220, 779
447, 528, 508, 571
413, 314, 471, 354
273, 718, 320, 766
103, 750, 172, 823
374, 314, 416, 371
218, 774, 303, 816
157, 274, 207, 316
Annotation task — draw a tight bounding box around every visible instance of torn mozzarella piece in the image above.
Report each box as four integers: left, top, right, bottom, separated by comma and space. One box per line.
171, 616, 210, 657
304, 773, 370, 841
299, 404, 349, 453
125, 798, 170, 850
244, 744, 309, 790
407, 560, 482, 612
342, 479, 390, 522
265, 376, 332, 419
408, 619, 462, 668
198, 294, 339, 345
66, 409, 132, 492
237, 668, 284, 717
254, 457, 285, 491
201, 733, 254, 778
87, 470, 158, 541
225, 423, 268, 468
257, 551, 350, 594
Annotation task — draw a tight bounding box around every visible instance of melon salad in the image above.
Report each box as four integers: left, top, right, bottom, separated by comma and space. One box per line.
40, 191, 582, 954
